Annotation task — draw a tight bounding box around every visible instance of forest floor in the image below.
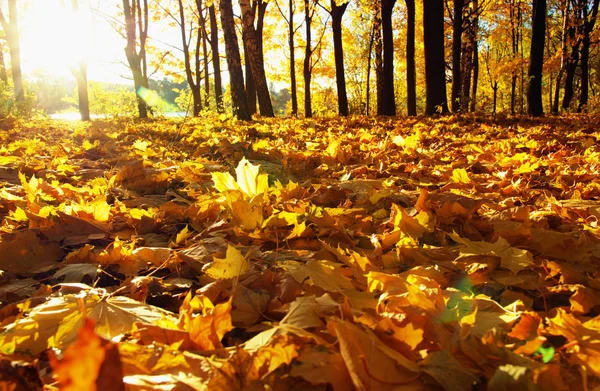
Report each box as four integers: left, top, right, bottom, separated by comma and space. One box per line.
0, 114, 599, 390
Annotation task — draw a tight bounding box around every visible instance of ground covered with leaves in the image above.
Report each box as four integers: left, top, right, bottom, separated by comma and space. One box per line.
0, 114, 599, 390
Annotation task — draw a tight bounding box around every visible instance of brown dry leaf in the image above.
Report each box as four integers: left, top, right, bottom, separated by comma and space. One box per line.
208, 335, 298, 389
0, 230, 64, 274
420, 350, 478, 391
289, 345, 353, 391
327, 318, 420, 391
50, 318, 125, 391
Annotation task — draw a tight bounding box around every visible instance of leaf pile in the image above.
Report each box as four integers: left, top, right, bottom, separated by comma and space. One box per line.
1, 115, 600, 390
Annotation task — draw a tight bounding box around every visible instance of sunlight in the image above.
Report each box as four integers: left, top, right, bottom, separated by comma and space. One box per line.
19, 0, 97, 80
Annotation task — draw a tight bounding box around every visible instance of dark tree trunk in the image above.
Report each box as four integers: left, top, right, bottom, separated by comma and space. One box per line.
562, 36, 579, 110
381, 0, 396, 116
406, 0, 416, 116
577, 0, 599, 112
470, 2, 479, 113
0, 0, 25, 102
304, 0, 313, 117
198, 3, 210, 108
220, 0, 251, 120
552, 1, 569, 114
208, 5, 223, 111
527, 0, 546, 117
509, 1, 520, 115
451, 0, 464, 112
179, 0, 203, 116
244, 41, 257, 115
461, 24, 473, 112
122, 0, 150, 119
240, 0, 274, 117
374, 8, 384, 115
289, 0, 298, 116
330, 0, 349, 116
423, 0, 448, 115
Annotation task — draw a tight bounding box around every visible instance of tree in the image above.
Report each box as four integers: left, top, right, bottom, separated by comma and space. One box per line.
373, 6, 384, 115
423, 0, 449, 115
321, 0, 349, 116
240, 0, 274, 117
173, 0, 204, 116
405, 0, 416, 116
275, 0, 302, 116
577, 0, 599, 112
220, 0, 251, 120
122, 0, 150, 119
451, 0, 464, 112
552, 0, 569, 114
0, 0, 24, 102
0, 41, 7, 84
381, 0, 396, 115
208, 4, 223, 111
69, 0, 90, 121
527, 0, 545, 116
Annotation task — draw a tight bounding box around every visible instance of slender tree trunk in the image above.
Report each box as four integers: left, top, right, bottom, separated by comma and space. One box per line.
510, 2, 518, 115
461, 23, 473, 112
423, 0, 448, 115
239, 0, 274, 117
406, 0, 416, 116
122, 0, 149, 119
527, 0, 546, 116
381, 0, 396, 116
451, 0, 463, 112
470, 2, 479, 113
552, 1, 569, 114
289, 0, 298, 115
0, 0, 25, 102
304, 0, 313, 117
208, 5, 223, 111
220, 0, 251, 120
374, 8, 384, 115
178, 0, 202, 116
330, 0, 349, 116
577, 0, 599, 112
366, 18, 375, 115
562, 36, 580, 110
198, 3, 210, 108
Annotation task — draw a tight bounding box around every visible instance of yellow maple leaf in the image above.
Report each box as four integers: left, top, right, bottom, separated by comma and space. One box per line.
203, 244, 248, 279
451, 168, 471, 184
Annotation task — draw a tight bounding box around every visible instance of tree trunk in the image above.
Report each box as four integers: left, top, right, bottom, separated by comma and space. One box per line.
470, 2, 479, 113
220, 0, 251, 120
179, 0, 202, 116
330, 0, 349, 116
423, 0, 448, 115
405, 0, 416, 116
289, 0, 298, 116
198, 4, 211, 108
552, 0, 569, 114
0, 0, 25, 102
366, 18, 375, 115
381, 0, 396, 116
68, 0, 90, 121
509, 1, 519, 115
244, 41, 257, 115
527, 0, 546, 117
577, 0, 599, 112
451, 0, 463, 112
122, 0, 150, 119
374, 8, 384, 115
239, 0, 274, 117
461, 23, 473, 112
304, 0, 313, 118
208, 5, 223, 111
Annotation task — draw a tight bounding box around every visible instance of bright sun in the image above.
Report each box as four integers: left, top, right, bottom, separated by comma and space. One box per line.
18, 0, 126, 83
19, 0, 92, 79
